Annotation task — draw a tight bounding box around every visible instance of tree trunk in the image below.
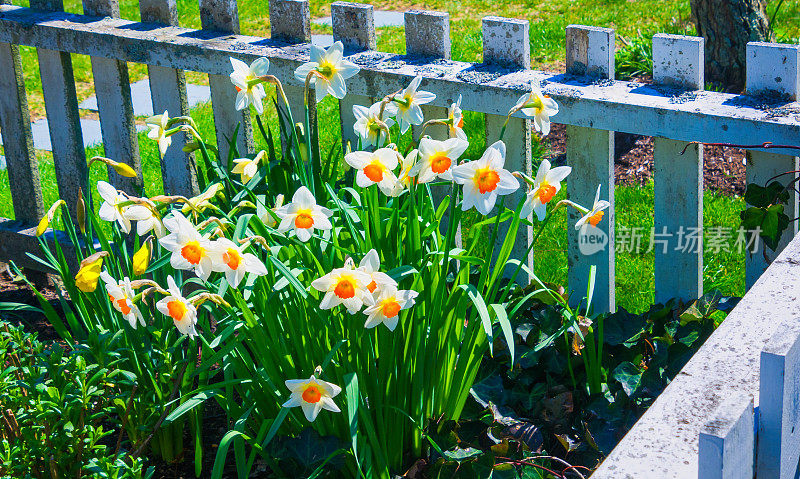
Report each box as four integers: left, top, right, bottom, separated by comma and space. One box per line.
690, 0, 773, 91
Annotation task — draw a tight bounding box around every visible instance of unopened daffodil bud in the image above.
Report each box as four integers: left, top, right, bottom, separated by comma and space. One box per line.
74, 251, 109, 292
88, 156, 137, 178
132, 237, 153, 277
77, 187, 87, 234
36, 200, 66, 237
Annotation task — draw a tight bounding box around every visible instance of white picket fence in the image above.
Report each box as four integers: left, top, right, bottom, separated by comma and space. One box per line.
0, 2, 799, 475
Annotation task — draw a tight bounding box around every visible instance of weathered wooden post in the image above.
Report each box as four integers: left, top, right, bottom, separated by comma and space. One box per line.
141, 0, 198, 197
698, 394, 755, 479
652, 34, 705, 303
82, 0, 142, 193
406, 9, 450, 141
757, 320, 800, 478
565, 25, 615, 312
744, 42, 800, 288
482, 16, 533, 281
268, 0, 315, 158
0, 0, 43, 224
32, 0, 87, 220
200, 0, 254, 161
331, 1, 375, 153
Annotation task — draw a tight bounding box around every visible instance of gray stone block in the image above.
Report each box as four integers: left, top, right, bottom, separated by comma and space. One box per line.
311, 34, 334, 47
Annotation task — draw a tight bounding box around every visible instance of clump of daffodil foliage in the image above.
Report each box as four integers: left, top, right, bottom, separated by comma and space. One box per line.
29, 41, 609, 478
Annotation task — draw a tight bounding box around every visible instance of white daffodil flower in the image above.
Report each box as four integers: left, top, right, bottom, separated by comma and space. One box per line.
209, 237, 268, 288
311, 266, 372, 314
447, 95, 468, 141
294, 41, 360, 102
410, 137, 469, 184
344, 148, 400, 196
159, 212, 215, 280
357, 249, 397, 295
100, 272, 144, 329
352, 101, 397, 148
156, 276, 198, 338
521, 159, 572, 221
574, 184, 611, 230
274, 186, 333, 243
393, 76, 436, 133
260, 194, 285, 228
513, 82, 559, 135
232, 150, 266, 185
229, 57, 270, 114
146, 110, 171, 156
124, 204, 166, 238
362, 285, 418, 331
282, 376, 342, 422
97, 181, 132, 233
452, 140, 520, 215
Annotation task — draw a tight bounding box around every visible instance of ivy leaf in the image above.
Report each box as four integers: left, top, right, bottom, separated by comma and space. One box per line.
444, 446, 483, 462
612, 361, 643, 397
740, 204, 790, 251
744, 181, 788, 208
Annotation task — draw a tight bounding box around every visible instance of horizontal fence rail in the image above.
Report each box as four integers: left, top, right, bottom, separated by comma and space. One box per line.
0, 1, 799, 313
592, 233, 800, 478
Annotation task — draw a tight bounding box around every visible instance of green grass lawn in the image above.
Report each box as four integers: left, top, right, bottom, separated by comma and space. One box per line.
3, 0, 792, 311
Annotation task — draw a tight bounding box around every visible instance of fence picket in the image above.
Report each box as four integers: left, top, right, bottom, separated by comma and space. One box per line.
0, 23, 42, 223
30, 0, 86, 220
268, 0, 314, 159
82, 0, 142, 194
140, 0, 198, 197
407, 10, 450, 142
758, 320, 800, 478
652, 34, 704, 303
565, 25, 615, 313
331, 1, 376, 153
481, 16, 532, 282
199, 0, 253, 163
744, 42, 800, 288
698, 394, 755, 479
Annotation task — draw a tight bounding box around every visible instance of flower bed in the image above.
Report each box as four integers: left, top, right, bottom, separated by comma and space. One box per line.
0, 43, 731, 478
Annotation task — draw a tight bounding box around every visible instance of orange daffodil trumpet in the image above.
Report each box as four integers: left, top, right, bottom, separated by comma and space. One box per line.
345, 148, 401, 196
513, 81, 559, 135
294, 41, 360, 102
452, 140, 520, 215
363, 286, 419, 331
230, 57, 270, 114
311, 260, 372, 314
410, 137, 469, 184
282, 376, 342, 422
101, 272, 145, 329
353, 101, 396, 148
393, 76, 436, 134
574, 185, 611, 230
274, 186, 333, 243
521, 159, 572, 221
232, 150, 266, 184
159, 212, 214, 280
156, 276, 198, 337
209, 237, 268, 288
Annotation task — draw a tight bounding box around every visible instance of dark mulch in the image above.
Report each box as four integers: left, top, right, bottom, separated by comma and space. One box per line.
544, 123, 747, 196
